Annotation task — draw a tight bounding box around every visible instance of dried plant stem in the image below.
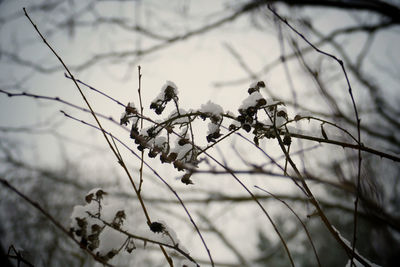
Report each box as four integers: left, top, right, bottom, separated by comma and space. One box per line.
60, 111, 214, 267
266, 6, 363, 264
137, 66, 145, 193
267, 108, 370, 267
202, 151, 295, 267
23, 6, 152, 224
198, 213, 250, 267
0, 178, 113, 267
255, 186, 322, 267
22, 8, 177, 266
1, 88, 397, 163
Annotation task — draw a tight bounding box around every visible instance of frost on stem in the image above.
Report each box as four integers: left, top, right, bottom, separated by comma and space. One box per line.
331, 226, 382, 267
70, 188, 134, 262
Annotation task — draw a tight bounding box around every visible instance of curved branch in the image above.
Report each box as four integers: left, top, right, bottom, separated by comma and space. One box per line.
267, 0, 400, 24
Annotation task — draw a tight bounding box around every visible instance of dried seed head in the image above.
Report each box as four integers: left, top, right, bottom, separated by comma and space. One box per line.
242, 124, 251, 132
115, 210, 126, 219
91, 224, 101, 233
164, 85, 176, 101
107, 250, 117, 259
248, 87, 256, 94
277, 109, 287, 118
76, 217, 86, 228
178, 138, 190, 146
155, 107, 163, 115
148, 149, 158, 158
150, 102, 158, 110
256, 98, 266, 107
257, 81, 265, 88
174, 160, 185, 171
149, 221, 165, 233
125, 238, 136, 253
229, 124, 238, 131
85, 193, 93, 203
167, 152, 178, 162
120, 115, 129, 126
237, 115, 245, 123
254, 136, 259, 146
181, 173, 194, 185
125, 105, 137, 115
160, 152, 168, 163
283, 133, 292, 146
95, 189, 107, 200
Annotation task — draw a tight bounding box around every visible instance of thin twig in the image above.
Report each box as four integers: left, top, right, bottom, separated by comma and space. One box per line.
0, 177, 113, 267
137, 66, 145, 193
60, 110, 215, 267
265, 6, 363, 263
266, 106, 370, 266
2, 88, 397, 163
201, 150, 295, 267
23, 8, 174, 265
255, 186, 321, 267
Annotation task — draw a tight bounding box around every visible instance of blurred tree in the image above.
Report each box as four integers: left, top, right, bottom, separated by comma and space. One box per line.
1, 0, 399, 266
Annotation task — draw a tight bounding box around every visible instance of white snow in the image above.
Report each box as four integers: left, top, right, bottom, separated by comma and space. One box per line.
230, 119, 241, 128
162, 81, 178, 95
249, 81, 258, 89
97, 226, 127, 255
226, 111, 236, 117
160, 220, 179, 246
296, 111, 312, 118
139, 127, 150, 137
199, 101, 224, 117
276, 106, 287, 116
275, 116, 286, 127
168, 108, 190, 123
176, 143, 193, 161
130, 116, 139, 125
87, 188, 103, 196
70, 205, 87, 226
70, 201, 98, 223
153, 136, 167, 148
239, 91, 265, 110
332, 226, 382, 267
344, 258, 381, 267
101, 202, 124, 223
207, 123, 219, 135
70, 201, 99, 235
70, 188, 126, 235
153, 81, 179, 102
265, 98, 281, 106
286, 125, 303, 134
